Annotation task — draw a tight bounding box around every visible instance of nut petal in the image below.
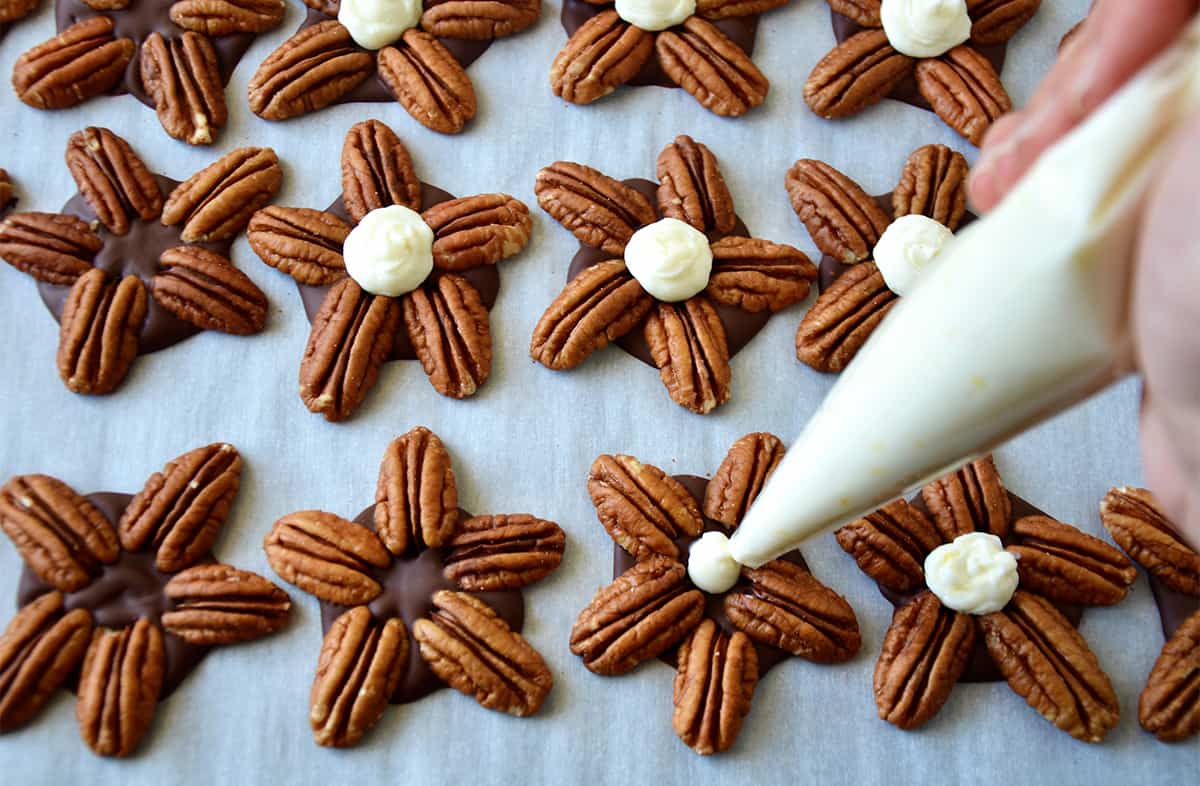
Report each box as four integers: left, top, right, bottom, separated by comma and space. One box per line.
341, 119, 423, 221
656, 134, 736, 235
0, 212, 100, 286
804, 30, 914, 119
247, 206, 350, 286
263, 510, 390, 605
795, 261, 895, 373
893, 143, 969, 230
419, 0, 539, 39
422, 193, 532, 271
161, 147, 283, 243
57, 270, 147, 395
827, 0, 881, 26
645, 297, 732, 415
65, 127, 163, 236
836, 499, 943, 594
550, 11, 654, 106
13, 18, 134, 110
378, 31, 477, 135
169, 0, 286, 35
1139, 608, 1200, 742
1100, 486, 1200, 596
1008, 515, 1137, 606
655, 17, 767, 117
0, 0, 41, 23
153, 246, 268, 335
706, 236, 816, 313
920, 455, 1012, 541
248, 21, 374, 120
443, 514, 566, 591
75, 619, 164, 757
162, 564, 291, 645
967, 0, 1040, 46
672, 619, 758, 756
141, 32, 228, 146
915, 46, 1011, 146
588, 454, 704, 560
0, 593, 93, 732
785, 157, 889, 264
374, 426, 459, 556
534, 161, 656, 255
403, 275, 492, 399
703, 432, 785, 527
695, 0, 788, 19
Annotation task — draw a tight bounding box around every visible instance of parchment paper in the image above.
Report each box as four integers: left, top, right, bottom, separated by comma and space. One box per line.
1, 0, 1195, 783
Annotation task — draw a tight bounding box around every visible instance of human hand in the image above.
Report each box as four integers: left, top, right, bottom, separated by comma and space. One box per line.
968, 0, 1200, 549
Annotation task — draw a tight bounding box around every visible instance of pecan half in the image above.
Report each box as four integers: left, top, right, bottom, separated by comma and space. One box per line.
1100, 486, 1199, 596
65, 127, 163, 237
804, 29, 913, 119
645, 298, 732, 415
378, 31, 477, 135
893, 144, 969, 229
0, 474, 118, 592
162, 564, 291, 645
706, 237, 816, 313
264, 510, 390, 605
656, 17, 768, 117
141, 32, 227, 146
12, 18, 134, 110
530, 261, 655, 369
0, 0, 40, 23
162, 147, 283, 243
915, 47, 1011, 145
444, 514, 566, 591
1139, 608, 1200, 741
794, 261, 895, 373
785, 158, 890, 264
534, 161, 656, 254
403, 274, 492, 398
299, 279, 401, 421
169, 0, 286, 34
341, 119, 422, 222
247, 206, 349, 286
0, 170, 12, 210
248, 21, 374, 120
695, 0, 788, 19
153, 246, 268, 335
118, 442, 242, 572
836, 499, 942, 594
656, 134, 735, 235
374, 426, 458, 556
874, 591, 974, 729
414, 591, 553, 715
725, 559, 861, 662
979, 591, 1119, 742
420, 0, 539, 39
967, 0, 1041, 46
423, 194, 532, 271
311, 606, 407, 747
57, 271, 147, 395
673, 619, 758, 756
703, 432, 784, 527
303, 0, 339, 17
0, 212, 100, 285
550, 11, 654, 106
76, 619, 164, 757
0, 592, 92, 732
570, 556, 705, 675
827, 0, 881, 26
920, 455, 1011, 541
1008, 515, 1136, 606
588, 453, 704, 560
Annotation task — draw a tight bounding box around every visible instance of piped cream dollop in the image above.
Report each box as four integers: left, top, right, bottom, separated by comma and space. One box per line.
624, 218, 713, 302
343, 205, 434, 297
338, 0, 422, 50
615, 0, 695, 31
873, 214, 955, 296
880, 0, 972, 58
687, 531, 741, 594
924, 532, 1018, 614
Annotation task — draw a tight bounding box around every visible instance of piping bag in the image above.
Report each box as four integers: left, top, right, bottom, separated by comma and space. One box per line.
727, 18, 1200, 569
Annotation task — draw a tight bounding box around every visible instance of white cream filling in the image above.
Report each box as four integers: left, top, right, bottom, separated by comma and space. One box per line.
872, 214, 955, 296
614, 0, 695, 32
880, 0, 972, 58
338, 0, 422, 50
687, 531, 742, 594
624, 218, 713, 302
342, 205, 434, 297
924, 532, 1018, 614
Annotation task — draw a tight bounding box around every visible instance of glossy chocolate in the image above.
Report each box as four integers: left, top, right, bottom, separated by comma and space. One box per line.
37, 174, 235, 354
16, 492, 212, 699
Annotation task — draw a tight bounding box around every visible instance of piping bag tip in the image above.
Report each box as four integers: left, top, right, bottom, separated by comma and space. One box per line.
728, 18, 1200, 569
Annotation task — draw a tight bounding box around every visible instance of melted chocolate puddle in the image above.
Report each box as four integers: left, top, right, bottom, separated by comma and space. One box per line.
560, 0, 759, 89
317, 506, 524, 704
55, 0, 256, 107
830, 10, 1007, 114
565, 178, 770, 368
611, 474, 806, 676
36, 174, 234, 355
295, 7, 491, 106
16, 492, 212, 699
294, 182, 501, 363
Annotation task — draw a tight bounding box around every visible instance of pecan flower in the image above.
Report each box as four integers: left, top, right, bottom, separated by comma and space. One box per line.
787, 143, 968, 373
11, 0, 285, 144
263, 426, 565, 747
836, 455, 1136, 742
248, 0, 538, 133
247, 119, 532, 421
0, 443, 292, 757
550, 0, 788, 116
532, 135, 816, 414
0, 127, 275, 396
805, 0, 1040, 143
571, 433, 861, 755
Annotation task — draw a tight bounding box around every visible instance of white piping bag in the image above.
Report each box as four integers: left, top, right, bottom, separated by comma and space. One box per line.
728, 19, 1200, 569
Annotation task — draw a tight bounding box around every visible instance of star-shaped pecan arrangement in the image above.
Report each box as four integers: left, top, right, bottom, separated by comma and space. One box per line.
0, 443, 292, 757
248, 0, 539, 133
836, 455, 1136, 742
1099, 487, 1200, 742
532, 135, 816, 414
571, 433, 861, 755
806, 0, 1040, 144
247, 119, 532, 421
787, 143, 969, 373
11, 0, 285, 144
551, 0, 788, 116
0, 127, 277, 396
262, 426, 565, 747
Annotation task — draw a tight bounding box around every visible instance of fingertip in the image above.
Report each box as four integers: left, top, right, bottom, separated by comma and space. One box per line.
970, 113, 1025, 211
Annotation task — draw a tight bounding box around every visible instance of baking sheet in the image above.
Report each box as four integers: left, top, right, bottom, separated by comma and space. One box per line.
1, 0, 1194, 783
